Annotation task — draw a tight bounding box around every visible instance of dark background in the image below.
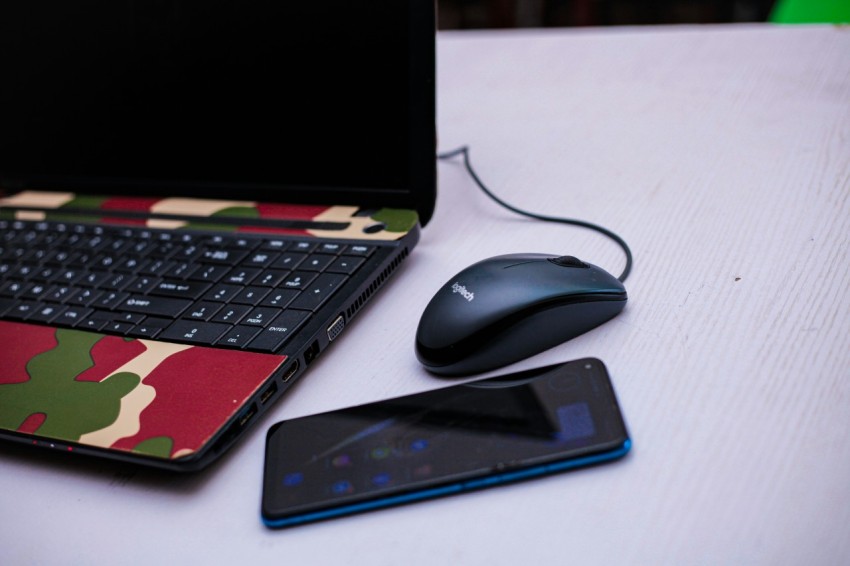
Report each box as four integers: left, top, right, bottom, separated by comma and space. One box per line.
438, 0, 777, 29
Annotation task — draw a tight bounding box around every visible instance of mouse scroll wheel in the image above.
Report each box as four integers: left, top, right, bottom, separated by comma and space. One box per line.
549, 256, 589, 268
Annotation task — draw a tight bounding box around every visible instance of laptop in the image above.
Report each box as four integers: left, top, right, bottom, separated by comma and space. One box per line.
0, 1, 436, 471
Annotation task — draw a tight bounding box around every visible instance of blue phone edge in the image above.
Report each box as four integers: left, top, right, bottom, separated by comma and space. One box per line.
262, 438, 632, 529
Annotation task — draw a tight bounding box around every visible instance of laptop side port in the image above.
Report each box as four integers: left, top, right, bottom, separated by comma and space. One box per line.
281, 360, 300, 383
304, 340, 320, 366
259, 381, 278, 404
237, 403, 257, 428
327, 315, 345, 342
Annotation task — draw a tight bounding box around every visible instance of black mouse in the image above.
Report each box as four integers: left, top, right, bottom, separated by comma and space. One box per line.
415, 253, 627, 376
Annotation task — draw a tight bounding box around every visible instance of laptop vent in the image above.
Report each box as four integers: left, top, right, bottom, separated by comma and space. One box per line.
346, 247, 409, 320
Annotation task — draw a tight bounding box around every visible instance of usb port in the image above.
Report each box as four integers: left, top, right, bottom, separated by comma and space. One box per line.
259, 382, 278, 404
237, 403, 257, 427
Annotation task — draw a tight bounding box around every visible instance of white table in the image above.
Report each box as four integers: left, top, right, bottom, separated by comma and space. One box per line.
4, 24, 849, 565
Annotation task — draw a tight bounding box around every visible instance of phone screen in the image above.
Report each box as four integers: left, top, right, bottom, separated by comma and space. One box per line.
262, 358, 630, 528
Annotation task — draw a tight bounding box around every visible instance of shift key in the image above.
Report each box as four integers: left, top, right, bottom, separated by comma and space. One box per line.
119, 295, 192, 318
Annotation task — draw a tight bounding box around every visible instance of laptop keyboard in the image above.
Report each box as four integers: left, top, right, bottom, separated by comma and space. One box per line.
0, 219, 375, 353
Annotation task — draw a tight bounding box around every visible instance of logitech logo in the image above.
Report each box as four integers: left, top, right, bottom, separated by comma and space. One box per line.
451, 282, 475, 302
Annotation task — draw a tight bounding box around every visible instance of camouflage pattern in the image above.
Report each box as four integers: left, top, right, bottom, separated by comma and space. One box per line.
0, 190, 419, 241
0, 190, 417, 463
0, 320, 286, 460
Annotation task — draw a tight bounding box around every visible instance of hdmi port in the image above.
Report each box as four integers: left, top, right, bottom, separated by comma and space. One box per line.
281, 360, 300, 383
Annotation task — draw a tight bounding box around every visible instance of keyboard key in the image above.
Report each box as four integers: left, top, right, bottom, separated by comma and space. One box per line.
172, 244, 204, 262
11, 264, 38, 279
247, 310, 310, 352
67, 288, 102, 307
33, 266, 60, 282
244, 251, 278, 268
326, 256, 365, 275
29, 304, 66, 324
48, 250, 72, 266
203, 284, 242, 303
160, 320, 230, 344
254, 269, 288, 287
78, 311, 114, 331
300, 254, 335, 272
22, 282, 50, 299
280, 271, 316, 291
232, 286, 270, 306
0, 281, 29, 298
190, 264, 229, 283
43, 285, 78, 304
260, 239, 290, 252
127, 317, 171, 339
270, 252, 307, 270
78, 271, 112, 287
101, 272, 132, 291
164, 261, 199, 279
318, 243, 345, 254
260, 289, 299, 308
241, 307, 280, 327
150, 279, 211, 300
149, 241, 179, 258
6, 301, 42, 321
140, 258, 174, 276
182, 301, 222, 321
289, 273, 346, 312
95, 291, 130, 310
290, 241, 317, 253
223, 267, 261, 286
126, 275, 162, 294
211, 304, 251, 324
217, 325, 262, 348
118, 295, 192, 318
93, 253, 119, 270
223, 236, 258, 250
54, 306, 94, 327
103, 321, 135, 335
113, 312, 146, 324
271, 252, 307, 270
346, 244, 375, 257
201, 248, 248, 265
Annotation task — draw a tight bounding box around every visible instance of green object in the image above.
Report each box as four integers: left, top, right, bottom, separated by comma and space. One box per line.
371, 208, 419, 233
132, 436, 174, 458
770, 0, 850, 23
0, 329, 141, 440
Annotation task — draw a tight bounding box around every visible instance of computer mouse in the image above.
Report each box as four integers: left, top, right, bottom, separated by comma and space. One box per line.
415, 253, 627, 376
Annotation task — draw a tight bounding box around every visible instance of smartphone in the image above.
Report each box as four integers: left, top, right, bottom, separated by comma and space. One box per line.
262, 357, 631, 528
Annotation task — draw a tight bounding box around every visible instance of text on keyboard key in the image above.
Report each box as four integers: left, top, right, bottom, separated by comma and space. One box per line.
289, 273, 346, 312
160, 320, 230, 344
119, 295, 192, 318
247, 310, 310, 352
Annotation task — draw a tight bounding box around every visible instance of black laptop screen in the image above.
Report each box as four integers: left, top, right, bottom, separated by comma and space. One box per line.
0, 1, 435, 221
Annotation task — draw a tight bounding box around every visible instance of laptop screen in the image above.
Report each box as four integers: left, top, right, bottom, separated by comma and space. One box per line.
0, 1, 435, 222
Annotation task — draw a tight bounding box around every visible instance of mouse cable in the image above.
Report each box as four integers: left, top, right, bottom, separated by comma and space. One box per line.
436, 145, 633, 283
